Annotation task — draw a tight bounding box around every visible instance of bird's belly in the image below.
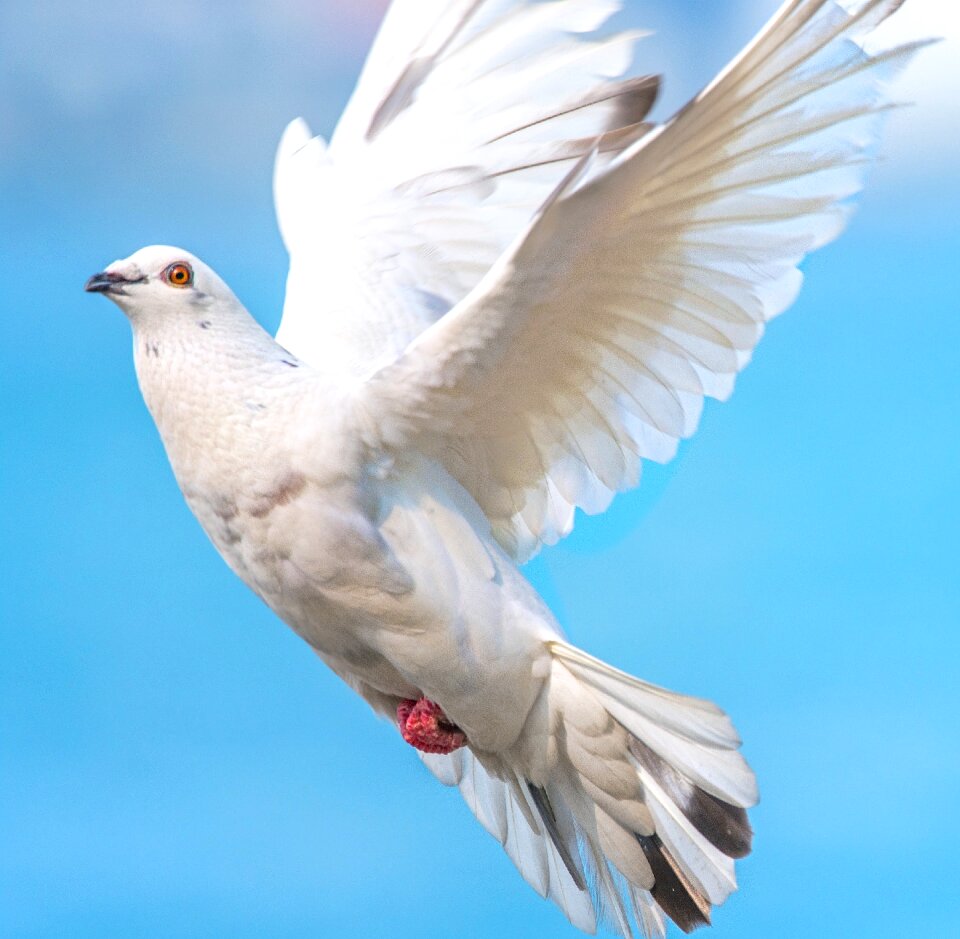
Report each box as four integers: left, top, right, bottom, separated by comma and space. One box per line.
189, 460, 559, 753
257, 550, 553, 754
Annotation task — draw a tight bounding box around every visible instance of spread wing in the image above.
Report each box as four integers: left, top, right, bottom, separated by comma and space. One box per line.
358, 0, 928, 562
273, 0, 659, 376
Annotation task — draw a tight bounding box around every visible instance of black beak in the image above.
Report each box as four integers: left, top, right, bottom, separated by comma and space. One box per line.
85, 271, 140, 295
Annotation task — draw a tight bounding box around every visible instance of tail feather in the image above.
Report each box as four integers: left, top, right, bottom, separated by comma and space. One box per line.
555, 642, 759, 809
629, 736, 752, 860
548, 646, 752, 934
637, 833, 713, 932
557, 640, 755, 905
528, 782, 589, 891
636, 766, 740, 906
422, 637, 756, 936
629, 885, 667, 939
551, 643, 741, 748
420, 749, 598, 934
578, 830, 635, 938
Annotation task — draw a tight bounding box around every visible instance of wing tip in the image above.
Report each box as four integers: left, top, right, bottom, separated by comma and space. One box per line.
277, 117, 315, 161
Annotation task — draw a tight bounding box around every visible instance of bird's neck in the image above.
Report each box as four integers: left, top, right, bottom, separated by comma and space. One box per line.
131, 304, 308, 494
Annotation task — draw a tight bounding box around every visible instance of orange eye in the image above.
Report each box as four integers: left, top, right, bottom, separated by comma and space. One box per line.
164, 262, 193, 287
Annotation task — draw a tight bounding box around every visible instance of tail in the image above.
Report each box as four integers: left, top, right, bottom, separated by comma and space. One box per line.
420, 641, 756, 937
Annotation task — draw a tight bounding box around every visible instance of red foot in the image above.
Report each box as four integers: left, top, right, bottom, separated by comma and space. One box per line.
397, 698, 467, 754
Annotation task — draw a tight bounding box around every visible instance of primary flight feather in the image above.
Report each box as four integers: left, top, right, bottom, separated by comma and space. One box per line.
86, 1, 925, 934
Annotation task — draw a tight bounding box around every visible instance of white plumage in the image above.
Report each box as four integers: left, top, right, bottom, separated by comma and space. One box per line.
86, 1, 926, 934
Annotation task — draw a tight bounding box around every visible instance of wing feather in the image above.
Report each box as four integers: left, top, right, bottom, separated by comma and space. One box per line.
274, 0, 657, 377
358, 0, 926, 561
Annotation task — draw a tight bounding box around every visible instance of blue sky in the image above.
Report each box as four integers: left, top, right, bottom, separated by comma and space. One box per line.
1, 2, 958, 937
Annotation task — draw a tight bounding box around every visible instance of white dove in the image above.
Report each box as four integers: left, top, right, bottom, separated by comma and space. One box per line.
85, 1, 925, 935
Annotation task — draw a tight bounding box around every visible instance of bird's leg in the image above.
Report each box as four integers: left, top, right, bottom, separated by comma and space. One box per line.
397, 697, 467, 754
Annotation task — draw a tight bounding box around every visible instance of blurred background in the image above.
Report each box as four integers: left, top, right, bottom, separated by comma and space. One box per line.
1, 1, 957, 936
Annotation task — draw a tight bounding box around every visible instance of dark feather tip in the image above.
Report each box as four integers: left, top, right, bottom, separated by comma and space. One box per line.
637, 833, 712, 934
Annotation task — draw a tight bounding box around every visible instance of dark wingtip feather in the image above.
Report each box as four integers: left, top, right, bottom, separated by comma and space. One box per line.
610, 74, 662, 129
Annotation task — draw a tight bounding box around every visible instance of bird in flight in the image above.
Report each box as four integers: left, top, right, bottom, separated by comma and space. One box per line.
86, 1, 925, 934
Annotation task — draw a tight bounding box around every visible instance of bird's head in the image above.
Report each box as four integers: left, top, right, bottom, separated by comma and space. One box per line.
85, 245, 239, 324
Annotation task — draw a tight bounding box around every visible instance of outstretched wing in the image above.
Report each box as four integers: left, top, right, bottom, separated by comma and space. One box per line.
358, 0, 928, 562
273, 0, 659, 376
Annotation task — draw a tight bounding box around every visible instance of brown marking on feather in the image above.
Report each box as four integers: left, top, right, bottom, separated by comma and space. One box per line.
526, 782, 588, 891
366, 21, 659, 151
212, 498, 238, 522
629, 736, 753, 859
487, 75, 661, 146
248, 472, 307, 519
367, 57, 433, 140
637, 832, 712, 933
365, 0, 486, 141
488, 121, 653, 182
609, 74, 662, 131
